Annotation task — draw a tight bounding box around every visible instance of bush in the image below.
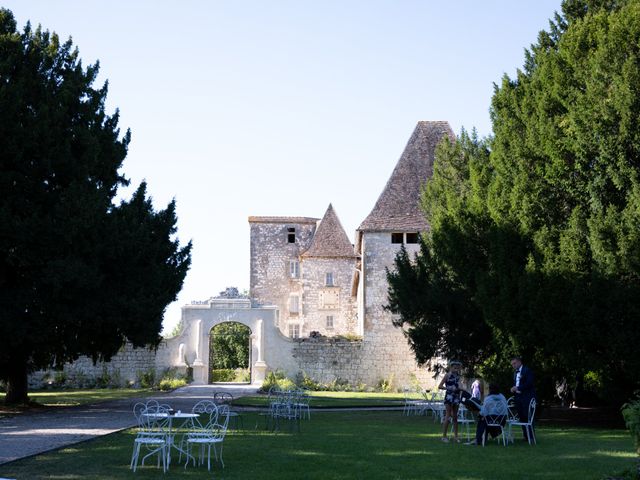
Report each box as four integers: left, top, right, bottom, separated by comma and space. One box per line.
325, 377, 351, 392
376, 374, 395, 393
53, 370, 68, 388
261, 370, 296, 392
296, 371, 322, 391
235, 368, 251, 382
137, 368, 156, 389
211, 369, 236, 382
622, 395, 640, 456
158, 378, 187, 391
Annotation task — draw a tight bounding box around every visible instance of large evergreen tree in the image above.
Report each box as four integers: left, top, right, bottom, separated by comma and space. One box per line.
388, 0, 640, 403
0, 9, 192, 404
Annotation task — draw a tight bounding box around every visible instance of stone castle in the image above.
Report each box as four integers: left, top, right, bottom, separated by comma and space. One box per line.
31, 121, 454, 391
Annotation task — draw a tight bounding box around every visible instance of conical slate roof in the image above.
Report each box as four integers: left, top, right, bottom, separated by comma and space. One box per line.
358, 121, 454, 232
302, 204, 357, 258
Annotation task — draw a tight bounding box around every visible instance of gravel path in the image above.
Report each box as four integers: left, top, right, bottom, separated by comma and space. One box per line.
0, 384, 258, 465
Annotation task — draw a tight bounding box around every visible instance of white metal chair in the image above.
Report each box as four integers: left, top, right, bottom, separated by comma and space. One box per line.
185, 404, 231, 471
293, 390, 312, 420
214, 392, 244, 431
178, 400, 218, 462
454, 405, 475, 441
483, 413, 508, 446
507, 398, 537, 445
130, 404, 170, 473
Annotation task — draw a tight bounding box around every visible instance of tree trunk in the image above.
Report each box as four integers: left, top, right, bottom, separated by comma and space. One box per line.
5, 360, 29, 405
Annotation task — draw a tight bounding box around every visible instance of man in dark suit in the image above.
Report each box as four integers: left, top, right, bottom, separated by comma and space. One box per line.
510, 356, 536, 441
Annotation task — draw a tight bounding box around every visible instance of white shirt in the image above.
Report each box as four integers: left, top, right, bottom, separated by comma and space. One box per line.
515, 367, 522, 388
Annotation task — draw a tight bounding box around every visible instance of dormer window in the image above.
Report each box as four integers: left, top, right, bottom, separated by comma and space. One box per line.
287, 227, 296, 243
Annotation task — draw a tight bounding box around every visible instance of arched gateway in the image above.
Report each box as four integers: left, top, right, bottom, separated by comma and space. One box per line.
164, 296, 296, 385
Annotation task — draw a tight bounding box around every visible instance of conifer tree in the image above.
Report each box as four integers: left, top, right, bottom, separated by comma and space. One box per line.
0, 9, 192, 404
388, 0, 640, 402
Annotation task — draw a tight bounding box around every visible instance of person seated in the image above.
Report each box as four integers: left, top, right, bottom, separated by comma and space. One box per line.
465, 383, 507, 446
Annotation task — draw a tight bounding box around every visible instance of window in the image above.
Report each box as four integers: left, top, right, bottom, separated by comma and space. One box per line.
325, 272, 334, 286
289, 260, 300, 278
289, 295, 300, 314
391, 232, 404, 244
326, 315, 334, 329
406, 232, 419, 244
392, 232, 419, 244
289, 324, 300, 339
287, 227, 296, 243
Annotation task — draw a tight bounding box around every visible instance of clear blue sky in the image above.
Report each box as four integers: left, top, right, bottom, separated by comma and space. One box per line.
5, 1, 563, 333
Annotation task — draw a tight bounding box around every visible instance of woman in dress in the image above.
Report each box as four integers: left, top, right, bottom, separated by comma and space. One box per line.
438, 360, 463, 443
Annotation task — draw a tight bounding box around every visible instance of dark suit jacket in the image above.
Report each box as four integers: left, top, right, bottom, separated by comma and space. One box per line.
514, 365, 536, 402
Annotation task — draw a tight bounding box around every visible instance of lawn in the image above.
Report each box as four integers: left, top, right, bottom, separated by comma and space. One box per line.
0, 410, 635, 479
233, 391, 422, 408
0, 388, 152, 414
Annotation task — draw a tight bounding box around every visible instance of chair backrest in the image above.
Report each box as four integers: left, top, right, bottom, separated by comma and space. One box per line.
527, 398, 537, 422
133, 402, 147, 425
192, 400, 219, 430
138, 407, 170, 434
506, 396, 518, 421
214, 392, 233, 405
210, 404, 231, 440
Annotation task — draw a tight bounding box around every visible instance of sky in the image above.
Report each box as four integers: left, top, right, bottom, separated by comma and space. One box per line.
4, 1, 563, 333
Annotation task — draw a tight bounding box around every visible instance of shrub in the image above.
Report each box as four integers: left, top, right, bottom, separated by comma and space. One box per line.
338, 333, 362, 342
622, 395, 640, 456
53, 370, 67, 388
326, 377, 351, 392
95, 366, 111, 388
376, 374, 395, 393
137, 368, 156, 389
234, 368, 251, 382
158, 378, 187, 391
261, 370, 296, 392
211, 369, 236, 382
296, 371, 322, 391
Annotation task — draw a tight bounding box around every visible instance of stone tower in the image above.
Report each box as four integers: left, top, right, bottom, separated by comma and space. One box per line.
248, 216, 318, 335
248, 205, 358, 339
299, 204, 358, 336
353, 120, 454, 384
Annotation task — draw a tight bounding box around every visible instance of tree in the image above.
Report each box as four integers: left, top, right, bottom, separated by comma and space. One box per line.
0, 9, 192, 404
388, 0, 640, 403
210, 323, 250, 370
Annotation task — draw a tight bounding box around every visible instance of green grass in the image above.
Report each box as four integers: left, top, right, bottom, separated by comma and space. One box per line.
0, 411, 635, 479
234, 391, 415, 408
0, 388, 152, 408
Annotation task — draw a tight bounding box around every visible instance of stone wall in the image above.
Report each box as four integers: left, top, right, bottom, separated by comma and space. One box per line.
249, 218, 317, 336
299, 256, 357, 336
292, 337, 439, 390
357, 231, 436, 389
29, 342, 175, 389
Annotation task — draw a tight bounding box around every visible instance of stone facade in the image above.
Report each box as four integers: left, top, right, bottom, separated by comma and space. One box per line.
29, 121, 454, 392
249, 208, 358, 339
29, 343, 172, 388
249, 217, 318, 336
299, 257, 357, 336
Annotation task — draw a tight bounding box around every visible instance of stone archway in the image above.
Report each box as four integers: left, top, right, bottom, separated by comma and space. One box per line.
208, 322, 252, 384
